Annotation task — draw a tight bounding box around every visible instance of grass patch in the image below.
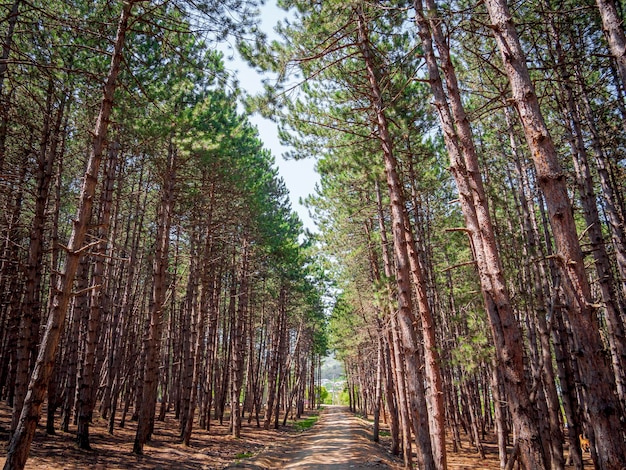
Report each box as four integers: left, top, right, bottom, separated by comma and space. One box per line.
235, 451, 253, 459
293, 415, 319, 431
379, 430, 391, 437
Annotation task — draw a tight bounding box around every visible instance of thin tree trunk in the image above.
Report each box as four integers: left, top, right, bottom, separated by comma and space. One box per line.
375, 180, 412, 466
372, 334, 382, 443
182, 270, 207, 446
11, 80, 61, 433
545, 11, 626, 410
231, 240, 249, 438
133, 138, 177, 454
404, 223, 447, 470
76, 141, 119, 449
3, 3, 133, 468
357, 11, 435, 469
491, 364, 508, 469
264, 287, 284, 430
60, 261, 86, 433
484, 1, 626, 467
575, 70, 626, 297
414, 2, 548, 467
179, 235, 200, 435
381, 332, 400, 455
504, 103, 565, 470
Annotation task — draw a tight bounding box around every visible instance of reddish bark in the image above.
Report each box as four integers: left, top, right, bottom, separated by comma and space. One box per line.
484, 0, 626, 466
3, 3, 134, 468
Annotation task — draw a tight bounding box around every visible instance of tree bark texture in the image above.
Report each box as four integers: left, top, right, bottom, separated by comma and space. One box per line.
76, 142, 120, 449
414, 1, 548, 467
133, 138, 177, 454
484, 0, 626, 467
2, 3, 133, 468
595, 0, 626, 90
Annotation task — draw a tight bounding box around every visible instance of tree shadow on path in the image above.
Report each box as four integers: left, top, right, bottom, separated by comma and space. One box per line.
227, 406, 401, 470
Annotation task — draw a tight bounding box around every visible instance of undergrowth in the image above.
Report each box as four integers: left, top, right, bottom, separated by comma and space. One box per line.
293, 414, 319, 431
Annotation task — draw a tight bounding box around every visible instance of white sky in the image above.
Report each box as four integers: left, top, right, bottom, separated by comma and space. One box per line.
219, 1, 319, 232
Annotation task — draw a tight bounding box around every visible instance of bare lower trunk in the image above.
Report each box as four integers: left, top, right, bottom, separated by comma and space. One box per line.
12, 80, 59, 433
369, 200, 402, 458
76, 142, 119, 450
182, 278, 206, 446
491, 365, 507, 469
133, 139, 177, 455
381, 333, 400, 455
484, 0, 626, 466
0, 0, 20, 95
372, 336, 382, 442
414, 1, 547, 467
404, 225, 447, 470
264, 287, 284, 430
2, 4, 133, 468
376, 184, 414, 467
505, 103, 565, 469
230, 241, 248, 438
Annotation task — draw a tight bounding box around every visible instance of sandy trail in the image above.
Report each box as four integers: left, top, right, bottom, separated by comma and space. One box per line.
229, 406, 401, 469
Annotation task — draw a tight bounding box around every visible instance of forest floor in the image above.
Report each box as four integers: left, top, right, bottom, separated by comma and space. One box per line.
228, 406, 513, 469
0, 402, 590, 469
226, 405, 402, 469
0, 401, 289, 469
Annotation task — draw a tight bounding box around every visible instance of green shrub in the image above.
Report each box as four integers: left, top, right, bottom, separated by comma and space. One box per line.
317, 385, 330, 404
294, 415, 319, 431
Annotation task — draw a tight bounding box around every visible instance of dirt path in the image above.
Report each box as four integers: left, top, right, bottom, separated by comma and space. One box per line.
229, 406, 402, 469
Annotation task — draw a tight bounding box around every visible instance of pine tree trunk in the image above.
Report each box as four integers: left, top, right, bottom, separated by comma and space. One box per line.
552, 304, 584, 470
381, 332, 400, 455
490, 364, 508, 469
230, 241, 249, 438
179, 237, 200, 436
375, 180, 413, 466
404, 224, 447, 470
596, 0, 626, 89
12, 80, 60, 433
484, 1, 626, 466
568, 111, 626, 407
365, 212, 400, 455
76, 142, 119, 449
2, 3, 133, 468
264, 287, 284, 430
372, 332, 383, 442
414, 1, 548, 467
107, 170, 146, 433
0, 165, 27, 401
182, 266, 207, 446
504, 104, 565, 470
575, 73, 626, 297
60, 261, 86, 433
545, 13, 626, 409
133, 138, 177, 455
357, 11, 436, 469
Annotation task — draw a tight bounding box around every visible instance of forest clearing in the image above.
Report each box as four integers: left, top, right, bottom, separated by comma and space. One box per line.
1, 0, 626, 469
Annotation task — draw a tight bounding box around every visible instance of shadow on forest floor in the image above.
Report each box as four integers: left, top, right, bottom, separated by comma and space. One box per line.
0, 402, 592, 469
0, 402, 294, 469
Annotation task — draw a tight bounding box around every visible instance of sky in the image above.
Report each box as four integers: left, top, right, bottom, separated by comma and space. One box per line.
218, 1, 319, 232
